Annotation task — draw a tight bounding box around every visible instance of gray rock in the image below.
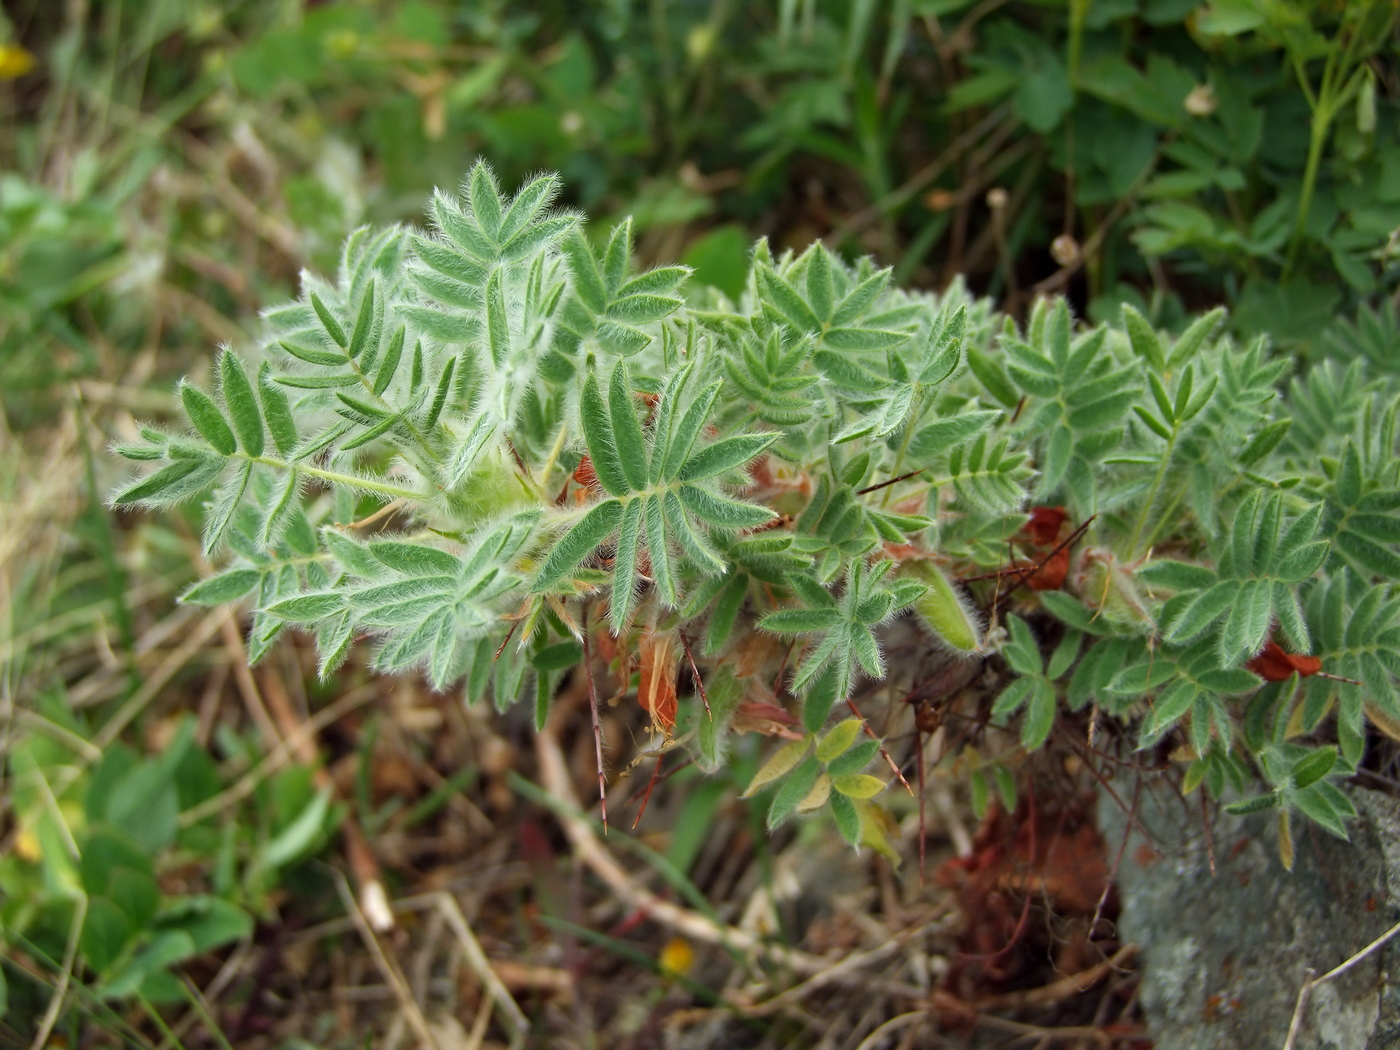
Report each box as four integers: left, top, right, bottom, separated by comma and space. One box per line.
1099, 780, 1400, 1049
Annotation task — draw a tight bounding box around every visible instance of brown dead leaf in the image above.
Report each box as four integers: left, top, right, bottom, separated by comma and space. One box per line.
638, 630, 678, 735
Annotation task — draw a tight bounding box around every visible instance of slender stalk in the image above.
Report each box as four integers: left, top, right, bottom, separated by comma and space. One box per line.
881, 389, 923, 508
1286, 114, 1331, 274
1126, 432, 1176, 559
1137, 486, 1188, 556
1285, 0, 1381, 272
246, 454, 427, 502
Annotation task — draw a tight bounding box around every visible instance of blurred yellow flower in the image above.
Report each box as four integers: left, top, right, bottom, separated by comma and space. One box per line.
0, 44, 36, 80
658, 936, 695, 979
16, 826, 42, 862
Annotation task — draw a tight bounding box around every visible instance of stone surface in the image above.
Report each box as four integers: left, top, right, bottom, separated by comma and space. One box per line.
1098, 780, 1400, 1049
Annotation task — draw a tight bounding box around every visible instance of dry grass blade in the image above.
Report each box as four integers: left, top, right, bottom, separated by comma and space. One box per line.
1283, 919, 1400, 1050
427, 892, 529, 1050
29, 897, 87, 1050
91, 608, 233, 750
330, 867, 441, 1050
178, 685, 379, 827
536, 723, 836, 975
974, 944, 1138, 1010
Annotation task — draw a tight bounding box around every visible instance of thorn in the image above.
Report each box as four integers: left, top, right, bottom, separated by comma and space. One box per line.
493, 621, 519, 662
991, 514, 1097, 614
846, 697, 913, 795
855, 468, 927, 496
679, 632, 713, 721
632, 749, 665, 831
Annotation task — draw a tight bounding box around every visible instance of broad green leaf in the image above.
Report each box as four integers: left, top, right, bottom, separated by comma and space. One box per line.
768, 755, 821, 826
260, 786, 333, 870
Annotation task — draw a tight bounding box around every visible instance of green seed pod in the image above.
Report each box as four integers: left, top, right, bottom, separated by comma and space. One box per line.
903, 560, 983, 654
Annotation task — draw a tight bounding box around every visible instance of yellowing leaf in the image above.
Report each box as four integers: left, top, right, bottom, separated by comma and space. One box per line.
816, 718, 863, 762
796, 772, 831, 813
742, 736, 811, 797
0, 45, 36, 80
856, 799, 901, 865
833, 773, 885, 799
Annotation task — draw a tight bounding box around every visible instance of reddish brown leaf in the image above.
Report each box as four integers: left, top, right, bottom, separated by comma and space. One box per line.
1021, 547, 1070, 591
1021, 505, 1068, 547
573, 455, 601, 493
1247, 639, 1322, 682
730, 701, 800, 736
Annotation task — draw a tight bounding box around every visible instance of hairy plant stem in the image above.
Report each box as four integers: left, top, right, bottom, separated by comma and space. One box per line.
245, 454, 427, 502
881, 389, 923, 509
1126, 431, 1176, 559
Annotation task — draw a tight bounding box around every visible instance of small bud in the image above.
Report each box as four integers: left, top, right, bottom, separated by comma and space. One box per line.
686, 23, 717, 64
903, 560, 983, 654
1051, 234, 1081, 268
1184, 83, 1217, 117
1358, 71, 1377, 135
986, 187, 1009, 211
924, 188, 956, 211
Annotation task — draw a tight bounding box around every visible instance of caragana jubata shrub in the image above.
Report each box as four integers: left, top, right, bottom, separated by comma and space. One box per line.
114, 162, 1400, 862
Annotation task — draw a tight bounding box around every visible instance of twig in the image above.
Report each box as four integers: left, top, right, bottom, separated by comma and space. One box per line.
990, 515, 1096, 615
219, 615, 283, 748
179, 686, 378, 826
1030, 152, 1160, 297
975, 944, 1138, 1010
961, 770, 1036, 963
344, 498, 408, 531
739, 940, 907, 1017
428, 892, 529, 1050
1091, 769, 1141, 939
825, 106, 1012, 246
91, 607, 232, 751
534, 725, 835, 974
846, 695, 913, 794
258, 661, 391, 930
1283, 919, 1400, 1050
916, 720, 928, 883
330, 868, 441, 1050
854, 1009, 926, 1050
632, 748, 666, 830
855, 468, 927, 496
